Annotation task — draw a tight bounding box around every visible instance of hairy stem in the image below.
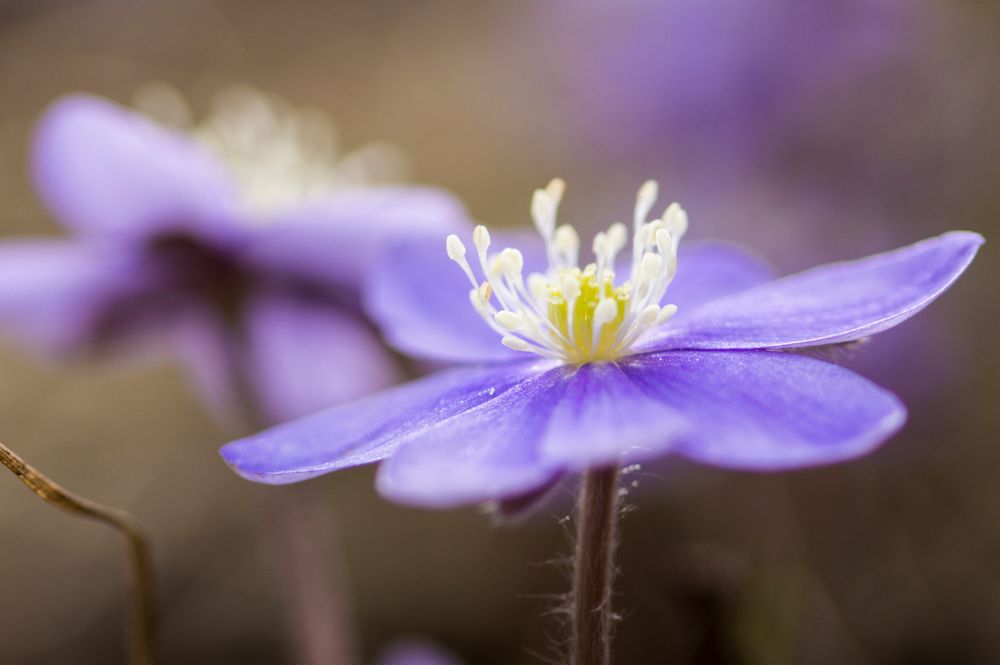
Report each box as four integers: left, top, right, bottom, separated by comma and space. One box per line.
0, 441, 155, 665
572, 466, 621, 665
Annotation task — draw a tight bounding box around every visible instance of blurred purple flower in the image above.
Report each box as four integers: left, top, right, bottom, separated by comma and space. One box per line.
221, 180, 980, 508
0, 89, 468, 423
375, 640, 463, 665
538, 0, 920, 173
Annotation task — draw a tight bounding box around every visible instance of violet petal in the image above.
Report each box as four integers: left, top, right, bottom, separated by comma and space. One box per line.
375, 367, 568, 508
540, 361, 689, 469
666, 241, 776, 316
642, 231, 982, 352
0, 238, 143, 352
219, 359, 548, 484
623, 350, 906, 470
363, 234, 520, 363
31, 94, 241, 241
243, 186, 469, 290
241, 292, 400, 423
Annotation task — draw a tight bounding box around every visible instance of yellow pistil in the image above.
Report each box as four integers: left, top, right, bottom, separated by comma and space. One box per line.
546, 266, 630, 362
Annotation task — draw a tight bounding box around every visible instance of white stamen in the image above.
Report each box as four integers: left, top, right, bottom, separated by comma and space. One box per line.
528, 273, 549, 303
446, 179, 687, 363
446, 234, 479, 288
554, 225, 580, 268
496, 311, 526, 332
498, 248, 524, 278
654, 228, 673, 257
446, 234, 466, 262
637, 304, 661, 327
502, 336, 533, 352
473, 225, 491, 253
179, 85, 405, 216
593, 298, 618, 327
531, 189, 556, 239
656, 304, 678, 325
639, 253, 663, 285
663, 203, 688, 238
608, 223, 628, 253
561, 274, 581, 302
634, 180, 659, 231
546, 177, 566, 202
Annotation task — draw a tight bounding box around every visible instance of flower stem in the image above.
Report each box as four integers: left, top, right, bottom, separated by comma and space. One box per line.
572, 465, 621, 665
222, 332, 356, 665
0, 441, 155, 665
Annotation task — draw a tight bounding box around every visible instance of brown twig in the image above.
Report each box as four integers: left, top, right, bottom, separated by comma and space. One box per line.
0, 441, 155, 664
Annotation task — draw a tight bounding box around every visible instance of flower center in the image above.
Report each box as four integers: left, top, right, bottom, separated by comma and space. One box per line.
133, 83, 406, 217
446, 179, 686, 363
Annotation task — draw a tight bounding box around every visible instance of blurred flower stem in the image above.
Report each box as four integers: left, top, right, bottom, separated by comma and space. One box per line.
0, 441, 155, 664
573, 466, 621, 665
223, 333, 356, 665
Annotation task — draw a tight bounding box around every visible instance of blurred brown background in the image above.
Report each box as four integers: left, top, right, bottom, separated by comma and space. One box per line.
0, 1, 998, 663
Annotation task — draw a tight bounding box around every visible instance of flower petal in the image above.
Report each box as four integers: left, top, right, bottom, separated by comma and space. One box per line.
32, 94, 240, 239
220, 359, 547, 484
667, 241, 776, 314
0, 238, 142, 352
375, 367, 567, 508
540, 361, 688, 469
376, 641, 464, 665
363, 234, 520, 363
244, 187, 470, 291
241, 293, 400, 423
623, 350, 906, 469
642, 232, 983, 351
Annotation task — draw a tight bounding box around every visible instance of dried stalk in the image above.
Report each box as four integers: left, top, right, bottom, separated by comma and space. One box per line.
0, 441, 155, 664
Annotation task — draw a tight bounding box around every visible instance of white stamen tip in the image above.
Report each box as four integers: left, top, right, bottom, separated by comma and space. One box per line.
546, 177, 566, 201
528, 273, 548, 302
664, 203, 688, 238
473, 225, 491, 251
637, 180, 659, 210
594, 298, 618, 327
656, 304, 678, 325
593, 232, 610, 258
554, 225, 579, 253
496, 310, 525, 332
446, 234, 466, 261
640, 253, 663, 281
499, 248, 524, 277
561, 274, 581, 301
531, 190, 555, 237
637, 304, 661, 326
654, 228, 673, 257
608, 223, 628, 251
501, 336, 533, 352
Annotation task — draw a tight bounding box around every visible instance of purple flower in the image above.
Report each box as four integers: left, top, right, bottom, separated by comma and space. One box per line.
0, 89, 468, 422
221, 179, 981, 508
535, 0, 920, 171
375, 640, 463, 665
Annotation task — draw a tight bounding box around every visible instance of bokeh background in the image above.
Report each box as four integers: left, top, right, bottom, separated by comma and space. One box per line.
0, 1, 998, 663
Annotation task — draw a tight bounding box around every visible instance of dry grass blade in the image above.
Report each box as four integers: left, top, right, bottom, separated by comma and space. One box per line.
0, 441, 155, 664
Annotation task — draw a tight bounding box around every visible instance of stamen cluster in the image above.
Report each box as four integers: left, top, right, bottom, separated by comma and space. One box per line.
447, 179, 687, 363
139, 85, 406, 215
